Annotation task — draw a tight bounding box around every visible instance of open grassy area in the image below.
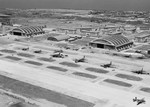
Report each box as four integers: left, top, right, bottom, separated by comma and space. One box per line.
17, 53, 35, 58
104, 79, 132, 87
38, 57, 55, 62
72, 72, 97, 79
0, 49, 16, 54
140, 87, 150, 93
47, 66, 68, 72
0, 93, 37, 107
24, 60, 43, 66
86, 67, 109, 74
0, 75, 94, 107
5, 56, 22, 61
59, 62, 80, 68
115, 74, 142, 81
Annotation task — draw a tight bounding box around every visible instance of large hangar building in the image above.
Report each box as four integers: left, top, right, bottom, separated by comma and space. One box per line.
89, 35, 133, 51
10, 26, 45, 36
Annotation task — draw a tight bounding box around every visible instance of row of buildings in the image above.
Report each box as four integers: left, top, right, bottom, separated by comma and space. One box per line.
10, 24, 150, 51
10, 25, 134, 51
0, 13, 147, 52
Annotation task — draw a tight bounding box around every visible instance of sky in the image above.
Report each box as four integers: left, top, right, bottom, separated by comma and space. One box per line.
0, 0, 149, 11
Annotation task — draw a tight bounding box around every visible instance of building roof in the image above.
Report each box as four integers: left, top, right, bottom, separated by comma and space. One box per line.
47, 35, 70, 41
91, 35, 132, 47
107, 31, 122, 35
57, 28, 77, 31
135, 31, 150, 38
124, 27, 136, 31
104, 25, 117, 29
76, 27, 93, 30
139, 26, 150, 30
0, 13, 10, 17
45, 33, 61, 37
80, 30, 99, 34
12, 26, 44, 34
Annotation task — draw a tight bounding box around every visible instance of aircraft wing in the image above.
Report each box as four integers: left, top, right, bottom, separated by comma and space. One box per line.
137, 100, 145, 105
137, 102, 141, 105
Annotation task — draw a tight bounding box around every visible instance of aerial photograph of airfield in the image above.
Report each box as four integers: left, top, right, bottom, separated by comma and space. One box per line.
0, 5, 150, 107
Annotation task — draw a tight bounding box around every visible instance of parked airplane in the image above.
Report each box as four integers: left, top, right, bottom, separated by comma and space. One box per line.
51, 52, 68, 58
133, 97, 146, 105
74, 56, 86, 63
101, 61, 115, 68
132, 68, 150, 75
22, 47, 29, 51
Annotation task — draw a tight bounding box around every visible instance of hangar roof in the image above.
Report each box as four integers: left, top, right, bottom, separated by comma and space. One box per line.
12, 26, 44, 34
0, 13, 10, 17
91, 35, 132, 47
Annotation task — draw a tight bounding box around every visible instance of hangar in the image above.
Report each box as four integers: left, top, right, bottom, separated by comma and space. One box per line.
89, 35, 133, 51
11, 26, 45, 36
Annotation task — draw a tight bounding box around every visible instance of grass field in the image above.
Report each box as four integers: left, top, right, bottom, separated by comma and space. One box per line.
103, 79, 132, 87
59, 62, 80, 67
0, 75, 94, 107
86, 67, 109, 74
140, 87, 150, 93
0, 49, 16, 54
115, 74, 142, 81
0, 93, 37, 107
5, 56, 22, 61
25, 60, 43, 66
47, 66, 68, 72
38, 57, 56, 62
72, 72, 97, 79
17, 53, 35, 58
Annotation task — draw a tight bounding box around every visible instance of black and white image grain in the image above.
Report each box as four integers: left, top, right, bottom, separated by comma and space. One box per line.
0, 0, 150, 107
